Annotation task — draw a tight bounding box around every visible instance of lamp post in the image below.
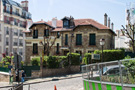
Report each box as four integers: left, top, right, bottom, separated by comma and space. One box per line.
100, 38, 105, 74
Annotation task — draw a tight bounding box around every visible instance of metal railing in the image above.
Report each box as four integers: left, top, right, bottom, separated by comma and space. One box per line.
82, 58, 135, 89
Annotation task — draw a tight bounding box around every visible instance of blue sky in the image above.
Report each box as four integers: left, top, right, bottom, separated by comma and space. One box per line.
15, 0, 135, 31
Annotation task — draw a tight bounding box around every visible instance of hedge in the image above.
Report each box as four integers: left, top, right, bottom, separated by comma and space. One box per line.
94, 49, 125, 62
67, 53, 80, 65
31, 56, 68, 68
82, 53, 91, 65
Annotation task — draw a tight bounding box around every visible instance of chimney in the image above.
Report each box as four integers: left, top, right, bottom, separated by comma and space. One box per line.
108, 17, 110, 28
111, 22, 114, 30
104, 13, 108, 26
21, 0, 29, 12
52, 17, 57, 28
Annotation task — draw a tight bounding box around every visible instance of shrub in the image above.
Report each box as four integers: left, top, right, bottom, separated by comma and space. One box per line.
82, 53, 91, 65
67, 53, 80, 65
31, 57, 40, 66
94, 50, 125, 62
47, 56, 59, 68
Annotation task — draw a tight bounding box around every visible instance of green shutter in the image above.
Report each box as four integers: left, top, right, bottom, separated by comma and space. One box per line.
65, 34, 68, 45
76, 34, 82, 45
89, 34, 96, 45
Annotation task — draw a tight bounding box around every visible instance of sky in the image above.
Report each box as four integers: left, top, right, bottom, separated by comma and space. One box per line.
14, 0, 135, 31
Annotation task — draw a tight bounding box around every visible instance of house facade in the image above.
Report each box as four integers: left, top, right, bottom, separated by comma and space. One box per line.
25, 15, 116, 63
0, 0, 32, 61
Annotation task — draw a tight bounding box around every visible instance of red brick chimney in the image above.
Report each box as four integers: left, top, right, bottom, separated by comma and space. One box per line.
21, 0, 29, 12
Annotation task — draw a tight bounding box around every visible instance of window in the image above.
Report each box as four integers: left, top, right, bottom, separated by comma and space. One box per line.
89, 34, 96, 45
33, 43, 38, 54
33, 30, 38, 38
65, 34, 68, 45
88, 51, 94, 53
6, 27, 9, 35
0, 24, 1, 30
56, 43, 59, 54
6, 48, 8, 55
63, 20, 69, 28
44, 29, 49, 37
0, 46, 1, 53
6, 37, 9, 45
76, 34, 82, 45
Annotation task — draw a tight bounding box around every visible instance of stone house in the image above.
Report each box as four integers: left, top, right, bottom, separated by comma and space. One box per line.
24, 15, 116, 63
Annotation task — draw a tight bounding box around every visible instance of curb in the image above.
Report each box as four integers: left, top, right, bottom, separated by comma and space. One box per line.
0, 73, 82, 88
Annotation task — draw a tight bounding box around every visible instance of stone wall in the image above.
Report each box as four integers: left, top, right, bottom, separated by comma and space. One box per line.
31, 65, 80, 78
0, 72, 10, 82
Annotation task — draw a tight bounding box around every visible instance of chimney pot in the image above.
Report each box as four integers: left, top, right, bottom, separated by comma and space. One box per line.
108, 17, 111, 28
111, 22, 114, 30
104, 13, 108, 26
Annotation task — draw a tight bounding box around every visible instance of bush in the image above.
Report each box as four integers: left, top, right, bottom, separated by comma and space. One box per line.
31, 57, 40, 66
47, 56, 59, 68
94, 50, 125, 62
82, 53, 91, 65
67, 53, 80, 65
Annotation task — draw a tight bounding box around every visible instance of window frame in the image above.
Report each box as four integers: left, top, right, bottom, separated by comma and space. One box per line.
33, 43, 38, 54
76, 34, 82, 45
33, 30, 38, 39
89, 33, 96, 45
65, 34, 68, 45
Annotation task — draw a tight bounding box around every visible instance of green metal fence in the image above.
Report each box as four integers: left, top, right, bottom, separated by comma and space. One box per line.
22, 66, 40, 77
0, 67, 10, 72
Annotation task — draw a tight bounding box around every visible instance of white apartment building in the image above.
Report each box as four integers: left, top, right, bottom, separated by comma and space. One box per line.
0, 0, 32, 61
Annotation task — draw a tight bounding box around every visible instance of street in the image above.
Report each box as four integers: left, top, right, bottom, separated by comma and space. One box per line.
0, 77, 83, 90
23, 77, 83, 90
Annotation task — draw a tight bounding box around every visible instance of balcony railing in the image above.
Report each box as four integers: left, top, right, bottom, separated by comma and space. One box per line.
6, 21, 10, 24
14, 42, 18, 46
4, 10, 10, 14
14, 22, 18, 26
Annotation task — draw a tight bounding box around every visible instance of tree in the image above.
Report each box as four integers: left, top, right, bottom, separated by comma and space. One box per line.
121, 24, 135, 53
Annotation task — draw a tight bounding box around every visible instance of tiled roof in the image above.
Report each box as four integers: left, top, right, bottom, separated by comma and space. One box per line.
47, 18, 110, 31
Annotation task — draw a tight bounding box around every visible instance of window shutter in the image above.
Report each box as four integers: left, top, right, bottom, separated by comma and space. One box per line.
65, 34, 68, 45
89, 34, 96, 45
76, 34, 82, 45
44, 29, 46, 36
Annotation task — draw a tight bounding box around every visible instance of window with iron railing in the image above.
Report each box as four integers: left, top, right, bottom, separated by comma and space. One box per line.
14, 42, 18, 46
19, 42, 23, 46
6, 42, 9, 45
6, 30, 9, 35
14, 32, 18, 36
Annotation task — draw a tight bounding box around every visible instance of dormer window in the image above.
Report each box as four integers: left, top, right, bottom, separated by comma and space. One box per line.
63, 20, 69, 28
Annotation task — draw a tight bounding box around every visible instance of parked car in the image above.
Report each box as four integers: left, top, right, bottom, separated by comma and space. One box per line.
96, 65, 126, 75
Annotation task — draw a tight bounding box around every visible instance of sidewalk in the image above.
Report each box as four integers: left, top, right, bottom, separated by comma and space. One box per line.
0, 73, 82, 88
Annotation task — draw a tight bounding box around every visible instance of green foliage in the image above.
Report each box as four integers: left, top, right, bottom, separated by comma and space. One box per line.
94, 50, 125, 62
123, 60, 135, 78
31, 57, 40, 66
67, 53, 80, 65
125, 55, 131, 59
21, 61, 24, 66
47, 56, 59, 68
82, 53, 91, 65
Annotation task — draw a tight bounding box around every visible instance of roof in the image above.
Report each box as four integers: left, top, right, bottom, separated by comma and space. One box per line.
3, 0, 21, 7
47, 18, 110, 31
29, 20, 54, 29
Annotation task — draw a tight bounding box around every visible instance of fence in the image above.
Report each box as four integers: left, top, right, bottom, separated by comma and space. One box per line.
0, 64, 11, 73
82, 58, 135, 90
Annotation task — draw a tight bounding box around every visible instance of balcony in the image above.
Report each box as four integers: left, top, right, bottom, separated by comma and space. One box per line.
14, 42, 18, 46
20, 24, 26, 28
12, 12, 20, 17
4, 10, 10, 14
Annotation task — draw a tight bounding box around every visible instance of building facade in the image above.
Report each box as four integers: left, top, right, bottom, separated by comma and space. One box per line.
25, 15, 116, 63
115, 30, 130, 50
0, 0, 32, 61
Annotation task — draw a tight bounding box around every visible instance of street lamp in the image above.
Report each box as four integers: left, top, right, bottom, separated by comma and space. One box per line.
100, 38, 105, 63
100, 38, 105, 75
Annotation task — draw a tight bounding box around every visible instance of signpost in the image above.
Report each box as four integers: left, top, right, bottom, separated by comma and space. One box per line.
91, 54, 100, 60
